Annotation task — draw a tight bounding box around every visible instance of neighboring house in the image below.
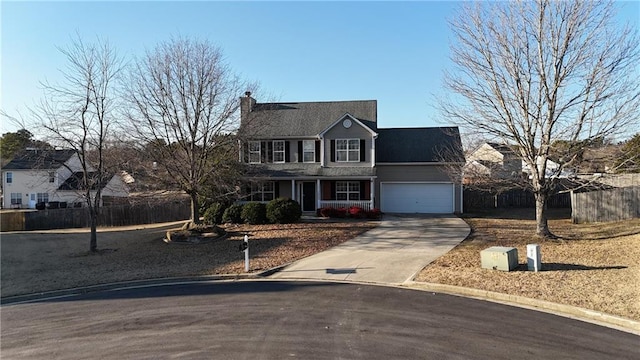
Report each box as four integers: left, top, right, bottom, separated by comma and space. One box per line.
238, 93, 464, 214
465, 142, 573, 183
1, 149, 129, 209
465, 143, 523, 181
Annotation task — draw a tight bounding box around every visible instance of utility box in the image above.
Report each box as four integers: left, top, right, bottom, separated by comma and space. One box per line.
481, 246, 518, 271
527, 244, 541, 272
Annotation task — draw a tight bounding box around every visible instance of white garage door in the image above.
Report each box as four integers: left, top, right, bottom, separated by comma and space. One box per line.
381, 183, 454, 213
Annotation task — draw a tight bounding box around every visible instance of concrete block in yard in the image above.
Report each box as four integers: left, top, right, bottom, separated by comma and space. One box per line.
481, 246, 518, 271
527, 244, 541, 272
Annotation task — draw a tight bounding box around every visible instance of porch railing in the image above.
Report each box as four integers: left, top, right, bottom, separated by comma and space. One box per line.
318, 200, 373, 211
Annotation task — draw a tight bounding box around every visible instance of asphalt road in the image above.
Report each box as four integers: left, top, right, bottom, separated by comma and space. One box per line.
1, 281, 638, 359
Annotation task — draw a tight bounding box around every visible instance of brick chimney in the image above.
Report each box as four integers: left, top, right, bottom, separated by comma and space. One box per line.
240, 91, 256, 123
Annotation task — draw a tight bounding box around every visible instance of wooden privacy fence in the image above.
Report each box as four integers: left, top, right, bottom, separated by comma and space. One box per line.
571, 186, 640, 223
464, 188, 570, 212
1, 200, 190, 231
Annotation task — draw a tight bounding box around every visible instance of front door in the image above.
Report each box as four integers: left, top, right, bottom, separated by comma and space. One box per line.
302, 182, 316, 212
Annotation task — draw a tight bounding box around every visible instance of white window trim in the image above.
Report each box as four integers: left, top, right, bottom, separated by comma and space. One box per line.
336, 181, 360, 200
273, 140, 285, 163
249, 141, 261, 164
37, 193, 49, 203
10, 193, 22, 205
251, 181, 275, 202
6, 172, 12, 184
303, 140, 315, 163
336, 138, 360, 162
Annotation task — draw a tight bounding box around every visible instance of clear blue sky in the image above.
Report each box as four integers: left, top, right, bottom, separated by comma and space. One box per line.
1, 1, 638, 136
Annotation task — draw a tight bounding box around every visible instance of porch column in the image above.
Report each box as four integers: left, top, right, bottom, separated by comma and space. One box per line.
316, 178, 321, 210
370, 177, 375, 210
291, 179, 296, 201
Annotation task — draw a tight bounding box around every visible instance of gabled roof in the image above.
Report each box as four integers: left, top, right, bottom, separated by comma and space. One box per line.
58, 172, 112, 191
243, 100, 377, 138
319, 113, 378, 138
1, 149, 76, 170
486, 142, 517, 155
376, 127, 464, 163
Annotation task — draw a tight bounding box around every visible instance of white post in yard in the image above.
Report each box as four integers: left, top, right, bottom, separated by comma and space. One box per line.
244, 234, 250, 272
527, 244, 541, 272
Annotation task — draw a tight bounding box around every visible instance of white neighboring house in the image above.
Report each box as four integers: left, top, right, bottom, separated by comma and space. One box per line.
1, 149, 129, 209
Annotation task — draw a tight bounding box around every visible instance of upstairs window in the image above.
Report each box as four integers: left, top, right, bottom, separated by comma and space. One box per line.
249, 141, 261, 164
273, 140, 285, 163
303, 140, 315, 163
336, 181, 360, 200
6, 172, 12, 184
336, 139, 360, 162
48, 172, 56, 183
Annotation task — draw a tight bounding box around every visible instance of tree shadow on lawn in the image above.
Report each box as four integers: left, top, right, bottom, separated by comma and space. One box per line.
464, 208, 571, 221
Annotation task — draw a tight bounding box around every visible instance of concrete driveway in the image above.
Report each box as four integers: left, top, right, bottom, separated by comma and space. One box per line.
270, 214, 470, 284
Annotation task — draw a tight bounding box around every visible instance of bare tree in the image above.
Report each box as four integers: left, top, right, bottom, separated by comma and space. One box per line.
32, 35, 123, 252
440, 0, 640, 237
123, 38, 252, 225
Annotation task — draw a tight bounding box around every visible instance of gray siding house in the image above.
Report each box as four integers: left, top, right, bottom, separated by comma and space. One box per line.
239, 93, 464, 213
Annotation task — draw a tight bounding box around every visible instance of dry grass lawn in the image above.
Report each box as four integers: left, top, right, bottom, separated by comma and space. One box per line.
415, 209, 640, 321
0, 220, 377, 298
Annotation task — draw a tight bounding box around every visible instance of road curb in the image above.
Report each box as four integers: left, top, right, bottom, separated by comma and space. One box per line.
404, 281, 640, 335
0, 274, 259, 305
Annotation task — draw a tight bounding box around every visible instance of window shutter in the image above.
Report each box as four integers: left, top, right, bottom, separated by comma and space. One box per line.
360, 139, 366, 162
330, 181, 336, 200
285, 141, 290, 162
243, 142, 249, 163
315, 141, 321, 162
261, 141, 267, 163
298, 141, 303, 162
330, 140, 335, 162
360, 181, 366, 199
275, 182, 280, 198
267, 141, 273, 163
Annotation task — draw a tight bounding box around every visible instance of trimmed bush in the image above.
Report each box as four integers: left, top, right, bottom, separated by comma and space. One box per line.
203, 202, 225, 225
266, 198, 302, 224
222, 203, 244, 224
348, 206, 365, 218
366, 208, 382, 219
241, 202, 267, 224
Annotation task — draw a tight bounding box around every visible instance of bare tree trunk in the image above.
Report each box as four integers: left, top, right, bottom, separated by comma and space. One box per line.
534, 192, 552, 238
190, 192, 201, 225
89, 209, 98, 252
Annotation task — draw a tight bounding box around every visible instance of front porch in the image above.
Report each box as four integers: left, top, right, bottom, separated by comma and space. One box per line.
246, 178, 376, 212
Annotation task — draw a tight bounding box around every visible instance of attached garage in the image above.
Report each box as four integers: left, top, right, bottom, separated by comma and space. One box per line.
380, 182, 454, 214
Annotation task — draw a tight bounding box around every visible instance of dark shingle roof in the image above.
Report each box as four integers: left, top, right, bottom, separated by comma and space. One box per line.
243, 100, 377, 138
2, 149, 76, 170
486, 142, 517, 155
376, 127, 464, 163
58, 172, 112, 191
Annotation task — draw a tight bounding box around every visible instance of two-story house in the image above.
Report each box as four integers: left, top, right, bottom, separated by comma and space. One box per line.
238, 93, 464, 214
1, 149, 129, 209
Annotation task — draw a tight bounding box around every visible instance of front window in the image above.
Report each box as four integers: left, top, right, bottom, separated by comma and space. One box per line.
249, 141, 261, 164
6, 172, 12, 184
11, 193, 22, 205
336, 181, 360, 200
37, 193, 49, 203
336, 139, 360, 162
250, 182, 275, 202
303, 140, 315, 163
273, 140, 285, 163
